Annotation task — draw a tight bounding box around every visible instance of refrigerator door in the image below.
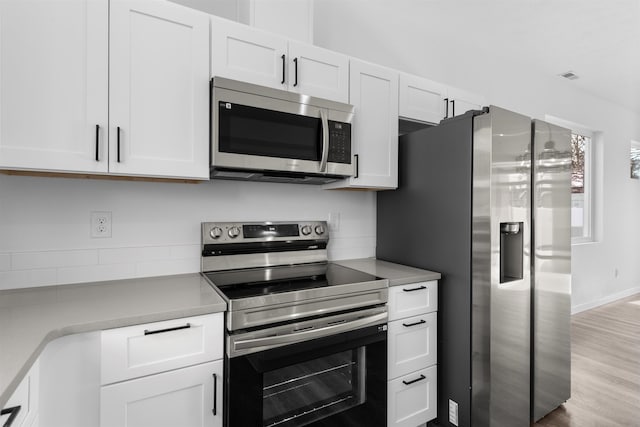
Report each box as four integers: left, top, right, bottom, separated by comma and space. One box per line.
531, 120, 572, 421
472, 106, 532, 427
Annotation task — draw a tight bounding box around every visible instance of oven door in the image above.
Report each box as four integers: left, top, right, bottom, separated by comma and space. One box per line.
225, 321, 386, 427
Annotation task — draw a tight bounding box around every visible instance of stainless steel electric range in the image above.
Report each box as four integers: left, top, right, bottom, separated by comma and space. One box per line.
201, 221, 388, 427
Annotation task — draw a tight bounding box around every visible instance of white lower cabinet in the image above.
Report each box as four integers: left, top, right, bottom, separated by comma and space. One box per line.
100, 360, 223, 427
1, 360, 39, 427
388, 365, 437, 427
99, 313, 224, 427
387, 281, 438, 427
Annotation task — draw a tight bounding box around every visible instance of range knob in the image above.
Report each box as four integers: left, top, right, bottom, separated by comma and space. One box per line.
209, 227, 223, 239
301, 225, 312, 235
228, 226, 241, 239
314, 225, 325, 235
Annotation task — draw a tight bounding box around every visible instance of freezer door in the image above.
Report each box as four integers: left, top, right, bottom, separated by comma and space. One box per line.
472, 106, 532, 427
531, 120, 572, 421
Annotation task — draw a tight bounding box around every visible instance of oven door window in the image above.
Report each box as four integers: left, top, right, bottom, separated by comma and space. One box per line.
263, 348, 365, 427
226, 325, 386, 427
218, 102, 322, 161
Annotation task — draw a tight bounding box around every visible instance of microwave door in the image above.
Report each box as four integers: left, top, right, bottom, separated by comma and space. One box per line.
214, 99, 325, 175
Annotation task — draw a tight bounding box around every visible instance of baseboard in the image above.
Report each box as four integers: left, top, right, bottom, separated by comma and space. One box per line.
572, 286, 640, 314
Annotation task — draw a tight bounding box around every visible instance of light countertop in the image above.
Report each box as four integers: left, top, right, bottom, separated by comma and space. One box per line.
335, 258, 441, 286
0, 273, 226, 409
0, 258, 440, 409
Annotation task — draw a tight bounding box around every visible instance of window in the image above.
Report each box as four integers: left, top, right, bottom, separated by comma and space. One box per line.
570, 131, 592, 241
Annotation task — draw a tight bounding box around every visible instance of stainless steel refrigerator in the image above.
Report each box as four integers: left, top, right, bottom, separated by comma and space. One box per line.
376, 106, 571, 426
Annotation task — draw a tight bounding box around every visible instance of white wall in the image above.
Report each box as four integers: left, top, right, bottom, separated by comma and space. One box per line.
313, 0, 640, 311
0, 175, 375, 289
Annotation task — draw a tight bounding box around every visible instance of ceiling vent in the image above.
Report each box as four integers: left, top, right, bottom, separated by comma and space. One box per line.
559, 71, 579, 80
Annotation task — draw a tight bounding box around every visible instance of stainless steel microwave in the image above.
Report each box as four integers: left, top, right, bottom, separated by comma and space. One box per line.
210, 77, 355, 184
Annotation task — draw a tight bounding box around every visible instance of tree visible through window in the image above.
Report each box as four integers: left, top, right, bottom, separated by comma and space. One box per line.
630, 141, 640, 179
571, 133, 591, 239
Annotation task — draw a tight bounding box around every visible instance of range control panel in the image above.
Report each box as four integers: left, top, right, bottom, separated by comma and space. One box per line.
201, 221, 328, 245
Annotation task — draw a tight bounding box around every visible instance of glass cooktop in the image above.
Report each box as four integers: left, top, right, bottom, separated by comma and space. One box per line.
205, 262, 381, 300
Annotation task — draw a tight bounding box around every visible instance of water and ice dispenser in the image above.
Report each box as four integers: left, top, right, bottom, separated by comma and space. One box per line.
500, 222, 524, 283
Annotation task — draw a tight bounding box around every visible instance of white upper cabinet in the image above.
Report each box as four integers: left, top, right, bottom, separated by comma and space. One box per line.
399, 72, 486, 123
0, 0, 209, 179
399, 73, 447, 125
447, 86, 485, 117
0, 0, 108, 173
287, 41, 349, 103
325, 59, 399, 190
211, 17, 288, 90
109, 0, 210, 179
211, 17, 349, 103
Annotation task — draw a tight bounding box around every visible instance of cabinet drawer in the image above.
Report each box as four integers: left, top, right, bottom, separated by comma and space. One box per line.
101, 313, 223, 385
388, 365, 437, 427
388, 281, 437, 321
388, 312, 437, 379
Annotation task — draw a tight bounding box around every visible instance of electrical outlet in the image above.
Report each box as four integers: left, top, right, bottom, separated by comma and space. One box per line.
91, 211, 112, 238
449, 399, 458, 426
328, 212, 341, 232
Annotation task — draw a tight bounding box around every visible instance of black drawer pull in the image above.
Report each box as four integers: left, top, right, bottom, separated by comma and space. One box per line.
403, 374, 426, 386
95, 124, 100, 161
402, 285, 427, 292
144, 323, 191, 335
1, 406, 21, 427
402, 319, 426, 328
116, 126, 121, 163
212, 373, 218, 416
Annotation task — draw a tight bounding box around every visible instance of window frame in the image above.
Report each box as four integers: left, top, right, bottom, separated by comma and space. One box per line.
544, 115, 596, 245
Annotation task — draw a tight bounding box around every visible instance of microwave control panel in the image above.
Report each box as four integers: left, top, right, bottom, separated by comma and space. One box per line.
327, 121, 352, 164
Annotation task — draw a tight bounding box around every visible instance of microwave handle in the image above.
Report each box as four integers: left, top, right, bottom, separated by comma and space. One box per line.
319, 110, 329, 172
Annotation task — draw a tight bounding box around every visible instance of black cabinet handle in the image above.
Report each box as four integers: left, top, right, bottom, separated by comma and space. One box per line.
451, 99, 455, 117
402, 285, 427, 292
444, 98, 449, 118
293, 57, 298, 87
354, 154, 359, 178
403, 374, 426, 386
116, 126, 121, 163
212, 373, 218, 416
1, 406, 21, 427
402, 319, 426, 327
95, 124, 100, 161
281, 54, 286, 84
144, 323, 191, 335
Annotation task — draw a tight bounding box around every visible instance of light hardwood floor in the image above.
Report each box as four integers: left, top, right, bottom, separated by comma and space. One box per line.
534, 293, 640, 427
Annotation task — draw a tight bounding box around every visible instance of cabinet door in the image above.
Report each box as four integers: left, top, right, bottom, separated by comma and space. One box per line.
388, 365, 437, 427
0, 0, 108, 173
211, 16, 288, 90
388, 312, 437, 380
399, 73, 447, 124
100, 360, 223, 427
1, 359, 39, 427
448, 86, 485, 118
326, 59, 398, 190
287, 41, 349, 103
109, 0, 209, 179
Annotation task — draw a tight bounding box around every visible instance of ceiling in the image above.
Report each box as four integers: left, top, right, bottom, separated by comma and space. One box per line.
400, 0, 640, 114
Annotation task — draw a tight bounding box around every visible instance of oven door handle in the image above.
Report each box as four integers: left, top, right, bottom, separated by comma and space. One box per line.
232, 312, 387, 353
319, 109, 329, 173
